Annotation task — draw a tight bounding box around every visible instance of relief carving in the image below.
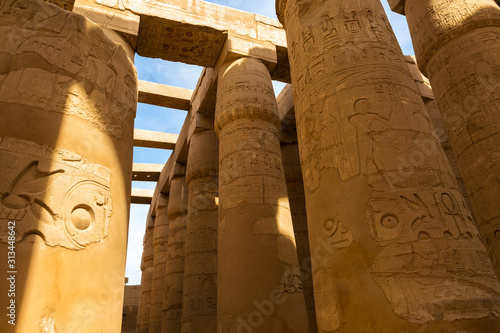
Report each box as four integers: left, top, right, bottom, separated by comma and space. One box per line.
0, 138, 111, 250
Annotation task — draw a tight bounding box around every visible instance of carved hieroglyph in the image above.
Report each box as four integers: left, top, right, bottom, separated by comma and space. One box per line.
392, 0, 500, 279
215, 57, 309, 333
0, 1, 137, 332
277, 0, 500, 331
149, 195, 170, 333
0, 138, 111, 249
161, 176, 188, 333
181, 129, 219, 333
281, 143, 318, 333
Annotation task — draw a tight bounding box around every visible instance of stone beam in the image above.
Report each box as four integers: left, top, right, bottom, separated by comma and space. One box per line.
138, 80, 192, 110
133, 129, 178, 150
387, 0, 405, 15
131, 188, 154, 205
133, 163, 164, 182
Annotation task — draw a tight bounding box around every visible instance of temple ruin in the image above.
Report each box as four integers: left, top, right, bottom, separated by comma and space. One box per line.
1, 0, 500, 332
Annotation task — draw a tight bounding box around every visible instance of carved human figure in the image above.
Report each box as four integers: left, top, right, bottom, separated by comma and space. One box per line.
277, 0, 500, 331
215, 57, 310, 332
388, 0, 500, 278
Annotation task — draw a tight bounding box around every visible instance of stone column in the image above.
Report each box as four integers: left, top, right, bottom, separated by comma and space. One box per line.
281, 142, 317, 333
149, 194, 170, 332
138, 222, 155, 333
215, 57, 309, 333
0, 1, 137, 332
161, 175, 188, 333
181, 129, 219, 332
388, 0, 500, 278
277, 0, 500, 331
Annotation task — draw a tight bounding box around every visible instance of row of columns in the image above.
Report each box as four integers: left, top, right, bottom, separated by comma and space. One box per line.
136, 0, 500, 332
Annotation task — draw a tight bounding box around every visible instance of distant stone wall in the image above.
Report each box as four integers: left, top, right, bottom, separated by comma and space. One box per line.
122, 285, 141, 333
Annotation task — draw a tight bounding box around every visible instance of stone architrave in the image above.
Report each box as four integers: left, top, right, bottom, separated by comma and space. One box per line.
181, 129, 219, 332
149, 194, 170, 333
138, 224, 155, 333
0, 0, 137, 332
215, 57, 310, 333
161, 176, 188, 333
388, 0, 500, 279
281, 142, 317, 333
277, 0, 500, 331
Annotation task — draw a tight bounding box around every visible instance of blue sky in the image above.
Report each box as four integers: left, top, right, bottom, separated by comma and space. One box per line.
125, 0, 415, 285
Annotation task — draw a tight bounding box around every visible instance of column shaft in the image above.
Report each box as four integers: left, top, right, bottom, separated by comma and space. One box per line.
215, 57, 310, 333
402, 0, 500, 278
161, 176, 188, 333
181, 129, 219, 332
0, 1, 137, 332
281, 143, 317, 333
277, 0, 500, 331
149, 195, 170, 332
138, 225, 155, 333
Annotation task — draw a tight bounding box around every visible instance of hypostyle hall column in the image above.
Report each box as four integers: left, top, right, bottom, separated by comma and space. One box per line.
149, 194, 170, 332
215, 57, 309, 333
161, 175, 188, 333
277, 0, 500, 332
281, 143, 317, 333
388, 0, 500, 278
138, 222, 155, 333
0, 1, 137, 332
181, 129, 219, 332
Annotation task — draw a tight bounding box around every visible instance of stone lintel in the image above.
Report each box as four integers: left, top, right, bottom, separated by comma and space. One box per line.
73, 0, 140, 47
387, 0, 406, 15
404, 56, 435, 100
133, 129, 178, 150
132, 163, 164, 182
138, 80, 192, 110
131, 188, 154, 205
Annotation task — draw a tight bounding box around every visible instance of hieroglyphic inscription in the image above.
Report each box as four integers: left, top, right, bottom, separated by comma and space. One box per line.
137, 18, 226, 67
0, 2, 137, 138
0, 138, 111, 250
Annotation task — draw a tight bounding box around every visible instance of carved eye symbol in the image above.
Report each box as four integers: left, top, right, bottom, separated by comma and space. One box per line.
381, 214, 399, 229
70, 205, 94, 231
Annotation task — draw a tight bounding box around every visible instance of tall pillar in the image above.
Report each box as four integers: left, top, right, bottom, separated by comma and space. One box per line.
138, 222, 155, 333
181, 129, 219, 332
215, 57, 309, 333
277, 0, 500, 331
149, 194, 170, 332
161, 175, 188, 333
388, 0, 500, 278
281, 143, 317, 333
0, 1, 137, 332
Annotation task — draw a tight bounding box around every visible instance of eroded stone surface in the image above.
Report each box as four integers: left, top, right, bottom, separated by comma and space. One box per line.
181, 129, 219, 333
215, 57, 309, 333
161, 176, 188, 333
149, 194, 169, 333
277, 0, 500, 331
401, 0, 500, 280
0, 1, 137, 332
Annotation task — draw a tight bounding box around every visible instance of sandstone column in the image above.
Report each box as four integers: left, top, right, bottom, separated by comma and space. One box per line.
281, 142, 317, 333
0, 1, 137, 332
138, 224, 155, 333
149, 194, 170, 332
277, 0, 500, 331
388, 0, 500, 278
181, 129, 219, 332
161, 175, 188, 333
215, 57, 309, 333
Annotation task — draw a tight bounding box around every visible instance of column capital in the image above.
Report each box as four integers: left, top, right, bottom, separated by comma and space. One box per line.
387, 0, 406, 15
276, 0, 288, 26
